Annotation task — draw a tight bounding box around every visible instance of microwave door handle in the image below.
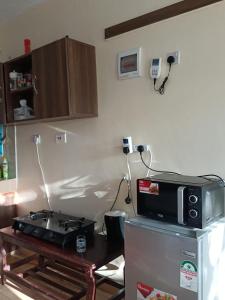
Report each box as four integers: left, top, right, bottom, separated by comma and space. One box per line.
177, 186, 186, 225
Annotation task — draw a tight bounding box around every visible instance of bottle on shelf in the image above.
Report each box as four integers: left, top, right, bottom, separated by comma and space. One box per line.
9, 70, 18, 90
2, 156, 9, 180
9, 70, 32, 91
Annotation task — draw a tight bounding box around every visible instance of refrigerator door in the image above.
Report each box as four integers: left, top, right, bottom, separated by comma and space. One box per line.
125, 219, 199, 300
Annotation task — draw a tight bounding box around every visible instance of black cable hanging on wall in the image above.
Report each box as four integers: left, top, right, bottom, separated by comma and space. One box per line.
154, 56, 175, 95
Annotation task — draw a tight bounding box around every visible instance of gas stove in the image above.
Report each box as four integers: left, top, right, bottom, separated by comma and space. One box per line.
12, 210, 95, 248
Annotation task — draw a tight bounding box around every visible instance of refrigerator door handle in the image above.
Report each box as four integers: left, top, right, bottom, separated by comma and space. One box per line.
177, 186, 186, 225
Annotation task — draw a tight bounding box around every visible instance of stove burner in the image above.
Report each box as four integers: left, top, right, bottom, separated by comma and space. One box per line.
30, 210, 53, 221
58, 217, 86, 231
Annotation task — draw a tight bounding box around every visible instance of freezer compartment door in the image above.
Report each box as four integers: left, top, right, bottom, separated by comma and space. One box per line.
125, 222, 199, 300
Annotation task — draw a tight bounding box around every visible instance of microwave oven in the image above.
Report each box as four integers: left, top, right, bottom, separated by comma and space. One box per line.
137, 173, 224, 229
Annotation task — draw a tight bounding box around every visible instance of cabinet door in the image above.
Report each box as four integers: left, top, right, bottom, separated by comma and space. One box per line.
0, 63, 6, 124
32, 39, 69, 119
67, 39, 98, 117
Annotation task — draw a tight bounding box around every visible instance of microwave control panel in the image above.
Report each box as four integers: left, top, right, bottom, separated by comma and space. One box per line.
186, 187, 202, 227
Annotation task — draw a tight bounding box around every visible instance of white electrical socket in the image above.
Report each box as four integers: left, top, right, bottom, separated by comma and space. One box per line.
166, 50, 181, 65
143, 144, 150, 152
122, 136, 133, 154
133, 144, 150, 152
33, 134, 41, 144
123, 173, 130, 181
55, 132, 67, 144
133, 145, 137, 152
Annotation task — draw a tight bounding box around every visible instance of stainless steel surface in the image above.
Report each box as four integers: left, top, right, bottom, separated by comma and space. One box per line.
125, 217, 225, 300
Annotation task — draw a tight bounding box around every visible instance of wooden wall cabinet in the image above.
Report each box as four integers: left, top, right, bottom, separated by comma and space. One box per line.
4, 37, 98, 124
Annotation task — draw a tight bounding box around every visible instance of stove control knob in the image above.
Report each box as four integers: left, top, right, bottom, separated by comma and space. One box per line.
189, 195, 198, 204
189, 209, 198, 219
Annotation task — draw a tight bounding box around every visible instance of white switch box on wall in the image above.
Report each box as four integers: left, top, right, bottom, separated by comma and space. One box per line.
55, 132, 67, 144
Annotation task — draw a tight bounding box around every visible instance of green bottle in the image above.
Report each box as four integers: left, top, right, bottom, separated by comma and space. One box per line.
2, 156, 8, 180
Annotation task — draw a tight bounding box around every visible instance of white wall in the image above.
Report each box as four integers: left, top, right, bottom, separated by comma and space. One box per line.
0, 0, 224, 226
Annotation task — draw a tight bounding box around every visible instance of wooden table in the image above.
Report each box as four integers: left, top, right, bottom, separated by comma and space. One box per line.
0, 227, 124, 300
0, 205, 17, 228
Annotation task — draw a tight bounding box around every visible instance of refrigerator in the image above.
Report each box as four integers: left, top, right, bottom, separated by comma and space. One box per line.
125, 217, 225, 300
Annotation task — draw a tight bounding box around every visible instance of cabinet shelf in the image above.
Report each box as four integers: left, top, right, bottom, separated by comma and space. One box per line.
10, 86, 33, 94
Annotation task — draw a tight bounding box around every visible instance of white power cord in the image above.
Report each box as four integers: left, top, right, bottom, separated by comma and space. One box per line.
35, 143, 52, 211
126, 155, 132, 187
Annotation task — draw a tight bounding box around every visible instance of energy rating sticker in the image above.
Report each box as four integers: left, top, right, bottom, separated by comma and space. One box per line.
137, 282, 177, 300
180, 261, 198, 292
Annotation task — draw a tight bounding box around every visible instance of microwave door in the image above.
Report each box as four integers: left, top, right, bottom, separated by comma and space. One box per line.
178, 186, 186, 225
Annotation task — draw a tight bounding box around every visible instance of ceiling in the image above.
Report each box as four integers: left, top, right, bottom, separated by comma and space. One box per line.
0, 0, 46, 24
0, 0, 182, 25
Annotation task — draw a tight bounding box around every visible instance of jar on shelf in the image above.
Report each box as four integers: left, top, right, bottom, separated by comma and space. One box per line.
17, 73, 23, 88
24, 73, 32, 87
9, 70, 18, 90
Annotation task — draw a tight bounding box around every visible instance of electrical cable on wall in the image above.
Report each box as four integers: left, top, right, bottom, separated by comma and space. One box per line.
139, 150, 180, 175
198, 174, 225, 186
101, 177, 125, 235
102, 152, 137, 235
139, 148, 224, 186
109, 178, 125, 211
152, 55, 175, 95
35, 143, 52, 211
146, 149, 152, 177
126, 155, 136, 216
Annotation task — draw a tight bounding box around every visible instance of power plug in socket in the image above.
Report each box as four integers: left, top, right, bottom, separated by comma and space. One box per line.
133, 144, 150, 152
123, 174, 129, 181
33, 134, 41, 144
125, 196, 132, 204
56, 132, 67, 144
166, 51, 181, 65
122, 136, 133, 154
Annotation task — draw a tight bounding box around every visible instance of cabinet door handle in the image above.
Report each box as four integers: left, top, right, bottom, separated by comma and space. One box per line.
33, 75, 38, 95
177, 186, 186, 225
